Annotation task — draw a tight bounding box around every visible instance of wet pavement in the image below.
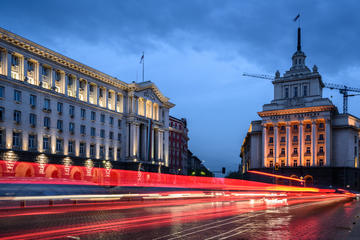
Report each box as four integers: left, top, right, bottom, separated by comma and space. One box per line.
0, 195, 359, 240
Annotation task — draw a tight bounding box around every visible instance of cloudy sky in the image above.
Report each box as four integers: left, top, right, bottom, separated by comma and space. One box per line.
2, 0, 360, 175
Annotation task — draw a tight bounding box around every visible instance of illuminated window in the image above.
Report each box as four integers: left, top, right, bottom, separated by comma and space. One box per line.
43, 137, 50, 151
306, 160, 311, 167
293, 160, 298, 167
146, 100, 152, 118
12, 132, 21, 148
90, 144, 96, 157
68, 140, 74, 154
79, 142, 85, 156
138, 98, 145, 116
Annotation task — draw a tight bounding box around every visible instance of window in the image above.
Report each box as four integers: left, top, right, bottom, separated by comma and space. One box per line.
280, 125, 285, 131
44, 117, 50, 129
28, 134, 37, 150
100, 129, 105, 138
305, 135, 311, 141
109, 131, 113, 140
0, 129, 4, 146
27, 61, 34, 72
11, 55, 19, 66
306, 160, 311, 167
79, 142, 85, 156
56, 139, 63, 152
43, 137, 49, 151
30, 95, 36, 107
319, 134, 324, 141
91, 127, 96, 137
12, 132, 21, 148
293, 125, 298, 131
280, 137, 285, 142
285, 87, 289, 98
57, 120, 63, 131
0, 107, 4, 121
269, 161, 273, 168
306, 147, 311, 154
69, 122, 75, 134
269, 149, 273, 155
57, 102, 63, 114
319, 123, 324, 129
80, 125, 86, 135
117, 133, 121, 141
293, 160, 298, 167
69, 105, 75, 117
269, 126, 274, 131
355, 135, 358, 144
29, 113, 36, 127
281, 148, 285, 154
293, 148, 298, 154
55, 71, 61, 81
306, 124, 311, 129
91, 111, 96, 121
281, 160, 285, 167
303, 85, 308, 96
68, 140, 74, 154
14, 90, 21, 102
319, 146, 324, 153
90, 144, 96, 157
81, 108, 86, 119
293, 135, 298, 142
109, 147, 114, 160
269, 137, 273, 143
118, 119, 121, 129
14, 110, 21, 124
100, 146, 104, 158
117, 148, 121, 160
355, 146, 358, 156
42, 66, 50, 76
109, 116, 113, 125
101, 114, 105, 123
294, 86, 298, 97
0, 86, 4, 98
319, 159, 324, 166
44, 98, 50, 110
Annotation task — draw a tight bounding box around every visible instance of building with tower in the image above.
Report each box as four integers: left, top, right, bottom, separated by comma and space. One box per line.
240, 28, 360, 190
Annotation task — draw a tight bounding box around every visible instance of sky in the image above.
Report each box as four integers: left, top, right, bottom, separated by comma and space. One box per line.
2, 0, 360, 176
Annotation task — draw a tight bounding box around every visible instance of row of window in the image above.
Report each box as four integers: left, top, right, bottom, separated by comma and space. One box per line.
1, 130, 120, 160
269, 159, 324, 167
268, 123, 325, 132
268, 146, 324, 156
283, 85, 308, 98
268, 134, 325, 143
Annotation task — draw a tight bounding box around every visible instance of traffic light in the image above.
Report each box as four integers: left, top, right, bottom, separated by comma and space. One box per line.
222, 167, 226, 174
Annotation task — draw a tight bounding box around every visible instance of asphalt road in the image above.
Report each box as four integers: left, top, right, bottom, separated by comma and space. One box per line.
0, 194, 359, 240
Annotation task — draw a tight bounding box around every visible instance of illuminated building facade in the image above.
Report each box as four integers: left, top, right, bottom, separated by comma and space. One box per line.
241, 28, 360, 189
169, 116, 189, 174
0, 27, 174, 173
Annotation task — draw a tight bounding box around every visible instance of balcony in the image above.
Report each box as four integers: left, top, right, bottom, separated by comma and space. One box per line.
305, 140, 311, 145
318, 128, 325, 132
267, 153, 274, 158
279, 153, 285, 157
304, 152, 311, 156
305, 128, 312, 133
280, 142, 286, 146
268, 142, 274, 146
291, 153, 298, 157
318, 140, 325, 144
317, 151, 325, 156
292, 141, 298, 146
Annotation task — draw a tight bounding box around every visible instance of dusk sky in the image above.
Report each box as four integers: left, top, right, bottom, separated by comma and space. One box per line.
2, 1, 360, 175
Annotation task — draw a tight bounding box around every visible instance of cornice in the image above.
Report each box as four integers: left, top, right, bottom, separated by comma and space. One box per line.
258, 105, 335, 117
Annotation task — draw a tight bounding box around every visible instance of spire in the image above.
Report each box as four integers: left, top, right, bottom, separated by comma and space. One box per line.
297, 27, 301, 51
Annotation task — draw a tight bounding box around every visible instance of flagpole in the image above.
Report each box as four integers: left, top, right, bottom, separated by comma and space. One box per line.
142, 51, 144, 82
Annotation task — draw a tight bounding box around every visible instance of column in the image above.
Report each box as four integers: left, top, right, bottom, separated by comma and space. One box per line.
132, 96, 136, 114
312, 121, 317, 166
23, 57, 28, 81
7, 51, 11, 79
136, 124, 140, 157
141, 125, 147, 160
159, 130, 164, 161
105, 89, 108, 109
75, 77, 79, 99
286, 123, 290, 166
22, 132, 28, 151
114, 93, 117, 111
299, 121, 303, 166
64, 74, 68, 96
130, 124, 135, 157
97, 86, 101, 106
86, 82, 90, 103
38, 63, 42, 86
51, 68, 56, 90
144, 100, 147, 118
164, 130, 169, 167
262, 124, 267, 168
325, 119, 331, 166
274, 124, 278, 166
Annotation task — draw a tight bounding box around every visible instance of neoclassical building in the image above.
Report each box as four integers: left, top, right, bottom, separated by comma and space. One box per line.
241, 28, 360, 189
0, 27, 174, 173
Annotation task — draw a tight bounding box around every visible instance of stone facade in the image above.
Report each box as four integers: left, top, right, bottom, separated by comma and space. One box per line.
0, 27, 174, 173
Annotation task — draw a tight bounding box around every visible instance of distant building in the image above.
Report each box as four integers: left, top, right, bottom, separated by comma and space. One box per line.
169, 116, 189, 174
241, 28, 360, 190
187, 150, 213, 177
0, 27, 175, 178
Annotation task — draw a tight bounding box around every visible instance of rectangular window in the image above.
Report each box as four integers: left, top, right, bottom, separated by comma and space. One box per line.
306, 160, 311, 167
14, 110, 21, 124
109, 147, 113, 160
306, 147, 311, 154
43, 137, 49, 151
44, 98, 50, 110
293, 125, 298, 131
269, 161, 273, 168
269, 149, 273, 155
293, 136, 298, 142
30, 94, 36, 107
100, 146, 104, 158
100, 129, 105, 138
91, 127, 96, 137
69, 122, 75, 134
293, 160, 298, 167
28, 134, 37, 150
0, 107, 4, 121
281, 160, 285, 167
55, 71, 61, 81
281, 148, 285, 154
117, 133, 121, 141
57, 120, 63, 131
79, 142, 85, 156
117, 148, 121, 160
81, 108, 86, 119
90, 144, 96, 157
293, 148, 298, 154
68, 140, 74, 154
12, 132, 21, 148
305, 135, 311, 141
27, 61, 34, 71
285, 87, 289, 98
118, 119, 121, 129
91, 111, 96, 121
44, 117, 50, 129
319, 159, 324, 166
280, 136, 285, 142
319, 134, 324, 141
80, 125, 86, 135
294, 86, 298, 97
69, 105, 75, 117
57, 102, 63, 114
14, 90, 21, 102
109, 131, 113, 140
56, 139, 63, 152
0, 86, 4, 98
303, 85, 308, 96
29, 113, 36, 127
319, 146, 324, 153
109, 116, 113, 125
101, 114, 105, 123
11, 55, 19, 66
269, 137, 273, 143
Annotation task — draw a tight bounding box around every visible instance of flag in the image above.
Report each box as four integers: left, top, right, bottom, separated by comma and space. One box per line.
139, 52, 144, 64
293, 14, 300, 22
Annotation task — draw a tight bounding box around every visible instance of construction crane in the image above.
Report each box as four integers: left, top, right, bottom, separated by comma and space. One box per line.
243, 73, 360, 114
